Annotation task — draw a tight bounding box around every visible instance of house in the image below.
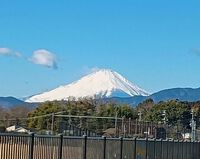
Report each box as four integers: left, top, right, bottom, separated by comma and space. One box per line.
6, 125, 30, 133
181, 133, 191, 141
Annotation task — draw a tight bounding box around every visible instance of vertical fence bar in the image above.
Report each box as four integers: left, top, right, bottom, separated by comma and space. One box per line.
145, 137, 148, 159
134, 137, 137, 159
103, 136, 106, 159
58, 134, 63, 159
154, 138, 156, 159
185, 141, 188, 159
194, 141, 197, 157
190, 140, 192, 159
29, 133, 34, 159
197, 142, 198, 159
166, 139, 169, 159
192, 141, 194, 159
181, 140, 183, 159
160, 139, 163, 159
172, 140, 174, 159
120, 137, 123, 159
198, 141, 200, 159
83, 135, 87, 159
177, 140, 179, 159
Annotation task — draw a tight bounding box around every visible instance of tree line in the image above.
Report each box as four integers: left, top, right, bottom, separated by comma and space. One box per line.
1, 98, 200, 134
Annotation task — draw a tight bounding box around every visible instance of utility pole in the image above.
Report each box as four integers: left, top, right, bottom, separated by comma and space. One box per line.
51, 113, 55, 134
138, 111, 142, 137
121, 116, 125, 137
190, 109, 196, 141
79, 117, 83, 128
161, 110, 168, 139
138, 111, 142, 122
128, 118, 131, 136
162, 110, 167, 124
115, 111, 118, 137
68, 111, 72, 125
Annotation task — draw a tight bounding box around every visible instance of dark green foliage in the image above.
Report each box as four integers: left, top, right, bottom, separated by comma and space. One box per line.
27, 100, 137, 133
27, 98, 200, 134
139, 99, 200, 135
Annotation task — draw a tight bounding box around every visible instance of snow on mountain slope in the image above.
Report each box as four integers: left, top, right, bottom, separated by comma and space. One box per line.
26, 69, 149, 103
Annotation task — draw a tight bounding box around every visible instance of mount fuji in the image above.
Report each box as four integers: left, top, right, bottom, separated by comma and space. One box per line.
26, 69, 149, 103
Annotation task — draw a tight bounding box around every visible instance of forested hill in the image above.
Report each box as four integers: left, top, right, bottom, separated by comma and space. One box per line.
0, 97, 35, 108
100, 87, 200, 106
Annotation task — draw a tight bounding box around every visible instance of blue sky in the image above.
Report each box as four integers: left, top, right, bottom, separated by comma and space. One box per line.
0, 0, 200, 98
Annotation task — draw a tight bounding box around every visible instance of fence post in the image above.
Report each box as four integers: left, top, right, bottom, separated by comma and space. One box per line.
180, 140, 183, 159
83, 135, 87, 159
192, 141, 195, 159
160, 139, 163, 159
185, 141, 188, 159
145, 137, 148, 159
120, 137, 123, 159
195, 142, 197, 158
172, 139, 174, 159
29, 132, 34, 159
198, 141, 200, 158
103, 136, 106, 159
58, 134, 63, 159
154, 138, 156, 159
166, 139, 169, 159
134, 137, 137, 159
190, 140, 192, 159
177, 140, 179, 159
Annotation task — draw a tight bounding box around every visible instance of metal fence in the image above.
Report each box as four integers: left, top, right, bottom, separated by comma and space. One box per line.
0, 133, 200, 159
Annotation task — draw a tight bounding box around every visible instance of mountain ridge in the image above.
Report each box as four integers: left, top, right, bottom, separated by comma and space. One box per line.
1, 87, 200, 107
0, 96, 25, 107
102, 87, 200, 105
0, 96, 36, 108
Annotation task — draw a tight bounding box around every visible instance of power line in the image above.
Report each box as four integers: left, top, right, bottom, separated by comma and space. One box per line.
55, 114, 123, 120
0, 113, 123, 121
0, 111, 66, 121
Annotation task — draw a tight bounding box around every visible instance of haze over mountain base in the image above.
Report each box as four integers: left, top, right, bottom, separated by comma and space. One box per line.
1, 87, 200, 107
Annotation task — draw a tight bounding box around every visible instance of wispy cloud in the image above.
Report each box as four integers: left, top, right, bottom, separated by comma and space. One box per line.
82, 66, 100, 75
29, 49, 57, 69
1, 47, 58, 69
0, 48, 11, 55
0, 47, 22, 57
14, 52, 22, 57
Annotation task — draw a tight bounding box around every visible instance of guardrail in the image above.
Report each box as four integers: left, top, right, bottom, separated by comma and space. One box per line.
0, 133, 199, 159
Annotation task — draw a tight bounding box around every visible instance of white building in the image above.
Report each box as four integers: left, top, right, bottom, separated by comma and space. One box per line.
6, 125, 29, 133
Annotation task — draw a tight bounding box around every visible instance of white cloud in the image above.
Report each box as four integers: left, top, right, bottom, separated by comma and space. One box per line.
29, 49, 57, 69
0, 47, 22, 57
82, 66, 100, 75
0, 47, 57, 69
0, 47, 12, 55
14, 52, 22, 57
90, 67, 100, 73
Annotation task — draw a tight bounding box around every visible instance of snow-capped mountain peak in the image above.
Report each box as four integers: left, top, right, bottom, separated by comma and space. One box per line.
26, 69, 149, 103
